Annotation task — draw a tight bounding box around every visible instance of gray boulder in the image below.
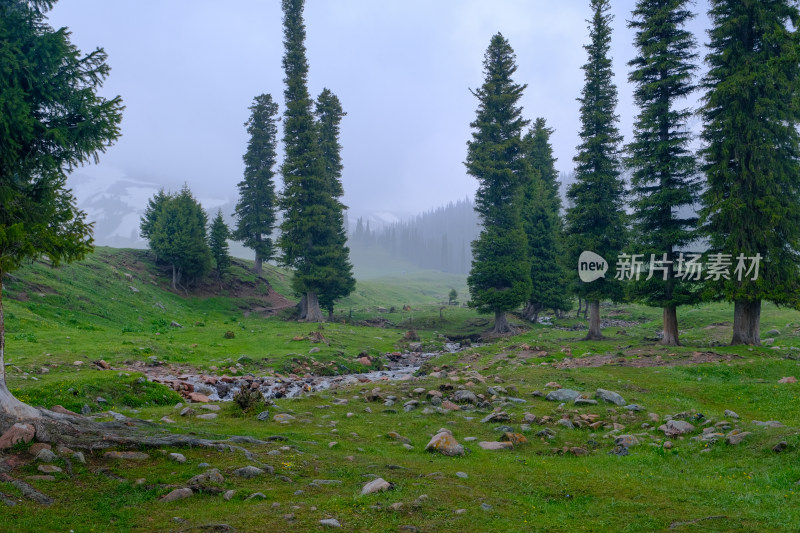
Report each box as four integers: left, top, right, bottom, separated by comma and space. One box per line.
596, 388, 626, 406
545, 389, 581, 402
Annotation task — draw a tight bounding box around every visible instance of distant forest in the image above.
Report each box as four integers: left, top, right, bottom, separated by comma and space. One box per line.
348, 198, 480, 274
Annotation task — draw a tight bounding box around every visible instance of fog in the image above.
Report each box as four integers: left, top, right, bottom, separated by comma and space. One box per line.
48, 0, 711, 229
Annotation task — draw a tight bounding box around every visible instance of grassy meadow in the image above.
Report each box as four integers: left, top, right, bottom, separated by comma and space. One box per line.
1, 247, 800, 532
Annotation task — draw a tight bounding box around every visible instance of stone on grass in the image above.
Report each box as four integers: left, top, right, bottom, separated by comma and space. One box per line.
625, 404, 645, 412
453, 390, 478, 404
187, 392, 210, 403
196, 413, 217, 420
223, 490, 236, 501
725, 431, 752, 445
361, 477, 393, 495
246, 492, 267, 501
545, 389, 581, 402
34, 449, 57, 463
169, 453, 187, 463
235, 466, 265, 479
274, 413, 296, 423
596, 388, 627, 406
500, 433, 527, 446
425, 432, 465, 456
104, 451, 150, 460
478, 441, 513, 451
660, 420, 695, 437
778, 376, 797, 384
480, 411, 510, 423
614, 435, 640, 447
0, 423, 35, 449
37, 465, 62, 474
160, 417, 176, 424
188, 469, 225, 486
320, 518, 341, 528
161, 488, 193, 502
557, 419, 575, 430
256, 410, 270, 421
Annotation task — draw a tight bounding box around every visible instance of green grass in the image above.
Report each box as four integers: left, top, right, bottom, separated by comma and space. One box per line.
2, 248, 800, 531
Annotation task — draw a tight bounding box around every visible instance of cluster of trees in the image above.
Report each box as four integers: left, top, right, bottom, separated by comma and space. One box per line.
468, 0, 800, 346
349, 199, 480, 274
140, 0, 354, 320
140, 186, 231, 291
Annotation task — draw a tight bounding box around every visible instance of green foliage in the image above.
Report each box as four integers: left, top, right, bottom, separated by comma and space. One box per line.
277, 0, 353, 320
139, 188, 168, 241
0, 0, 122, 276
234, 93, 279, 271
465, 33, 532, 318
145, 184, 212, 290
565, 0, 627, 303
232, 386, 266, 413
209, 209, 232, 282
522, 118, 570, 317
624, 0, 701, 313
699, 0, 800, 307
448, 288, 458, 305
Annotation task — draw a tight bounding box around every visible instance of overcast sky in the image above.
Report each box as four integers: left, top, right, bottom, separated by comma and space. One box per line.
48, 0, 711, 221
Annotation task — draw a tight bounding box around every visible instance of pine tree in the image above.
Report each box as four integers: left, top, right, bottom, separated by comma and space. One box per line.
278, 0, 350, 322
700, 0, 800, 345
314, 88, 355, 319
522, 118, 569, 323
626, 0, 700, 346
147, 185, 212, 291
564, 0, 627, 340
234, 94, 279, 274
0, 0, 123, 418
140, 188, 169, 242
466, 33, 532, 334
209, 209, 232, 288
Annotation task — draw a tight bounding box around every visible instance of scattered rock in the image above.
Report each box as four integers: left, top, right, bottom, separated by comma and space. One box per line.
196, 413, 218, 420
319, 518, 341, 528
245, 492, 267, 501
544, 381, 562, 389
574, 398, 598, 406
274, 413, 296, 423
37, 465, 62, 474
361, 477, 393, 495
235, 466, 265, 479
169, 453, 187, 463
500, 433, 527, 446
570, 447, 589, 456
0, 423, 35, 450
772, 441, 789, 453
723, 409, 739, 419
454, 390, 478, 404
557, 419, 575, 430
545, 389, 581, 402
660, 420, 695, 437
614, 435, 640, 447
596, 388, 626, 406
425, 432, 465, 456
256, 410, 270, 422
625, 404, 645, 412
161, 488, 193, 502
480, 411, 510, 423
778, 376, 797, 384
725, 431, 752, 445
478, 441, 513, 451
223, 490, 236, 501
103, 451, 150, 460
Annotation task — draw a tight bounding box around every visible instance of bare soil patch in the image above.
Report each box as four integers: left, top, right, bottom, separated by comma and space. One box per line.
554, 350, 741, 369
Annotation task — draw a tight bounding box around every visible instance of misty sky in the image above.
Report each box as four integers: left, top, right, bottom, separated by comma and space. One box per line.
48, 0, 711, 221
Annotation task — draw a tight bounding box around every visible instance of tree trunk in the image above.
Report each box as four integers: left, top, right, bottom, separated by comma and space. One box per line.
297, 294, 308, 320
171, 264, 178, 290
576, 298, 583, 318
731, 299, 761, 345
254, 254, 263, 275
583, 300, 603, 340
328, 309, 334, 322
661, 306, 680, 346
304, 292, 324, 322
492, 310, 515, 334
0, 274, 41, 419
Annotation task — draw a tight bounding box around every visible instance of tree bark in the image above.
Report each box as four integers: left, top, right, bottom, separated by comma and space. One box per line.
0, 274, 41, 419
576, 298, 583, 318
661, 306, 680, 346
171, 264, 178, 290
492, 310, 516, 334
731, 299, 761, 345
254, 254, 263, 275
304, 292, 324, 322
583, 300, 603, 340
297, 294, 308, 320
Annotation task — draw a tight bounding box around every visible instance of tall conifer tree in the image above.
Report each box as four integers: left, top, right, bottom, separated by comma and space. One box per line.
314, 88, 355, 319
466, 33, 531, 334
522, 118, 569, 323
565, 0, 627, 340
626, 0, 700, 346
700, 0, 800, 345
278, 0, 350, 322
209, 209, 232, 288
234, 94, 279, 274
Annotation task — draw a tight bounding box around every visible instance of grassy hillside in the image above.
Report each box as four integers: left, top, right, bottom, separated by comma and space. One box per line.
2, 247, 800, 531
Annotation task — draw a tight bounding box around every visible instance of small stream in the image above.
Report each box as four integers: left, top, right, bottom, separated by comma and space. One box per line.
150, 343, 464, 402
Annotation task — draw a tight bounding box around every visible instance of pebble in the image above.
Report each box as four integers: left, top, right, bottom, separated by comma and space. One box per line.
319, 518, 341, 528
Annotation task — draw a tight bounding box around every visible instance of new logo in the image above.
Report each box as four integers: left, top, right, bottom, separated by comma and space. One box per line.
578, 251, 608, 282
